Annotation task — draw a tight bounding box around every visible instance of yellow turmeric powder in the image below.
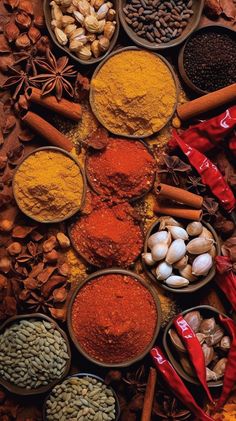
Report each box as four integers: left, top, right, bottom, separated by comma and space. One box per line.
14, 149, 84, 222
91, 50, 177, 137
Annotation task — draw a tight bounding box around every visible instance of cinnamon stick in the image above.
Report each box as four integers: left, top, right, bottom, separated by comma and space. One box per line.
156, 183, 203, 209
26, 87, 82, 121
154, 202, 202, 221
141, 367, 157, 421
177, 83, 236, 121
22, 111, 73, 152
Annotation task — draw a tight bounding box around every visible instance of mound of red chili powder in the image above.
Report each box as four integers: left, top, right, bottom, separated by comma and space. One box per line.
86, 138, 156, 200
70, 203, 143, 267
71, 274, 157, 364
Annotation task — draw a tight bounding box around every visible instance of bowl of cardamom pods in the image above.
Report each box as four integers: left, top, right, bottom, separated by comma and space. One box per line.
44, 0, 120, 65
43, 372, 120, 420
0, 313, 71, 395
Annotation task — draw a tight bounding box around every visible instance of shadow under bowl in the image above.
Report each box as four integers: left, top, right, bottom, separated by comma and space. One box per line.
67, 268, 162, 367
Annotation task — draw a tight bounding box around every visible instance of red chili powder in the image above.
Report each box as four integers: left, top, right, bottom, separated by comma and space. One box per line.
71, 274, 157, 364
86, 138, 156, 199
70, 203, 143, 268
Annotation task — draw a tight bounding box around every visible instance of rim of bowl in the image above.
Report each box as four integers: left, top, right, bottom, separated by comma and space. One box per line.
89, 46, 178, 139
178, 24, 236, 96
84, 137, 157, 201
142, 219, 221, 294
0, 313, 71, 396
67, 267, 162, 367
119, 0, 205, 51
163, 305, 229, 388
43, 0, 120, 66
12, 146, 87, 224
43, 372, 121, 421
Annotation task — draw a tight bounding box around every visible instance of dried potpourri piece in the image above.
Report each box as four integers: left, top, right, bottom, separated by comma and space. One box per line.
157, 155, 191, 186
1, 65, 30, 100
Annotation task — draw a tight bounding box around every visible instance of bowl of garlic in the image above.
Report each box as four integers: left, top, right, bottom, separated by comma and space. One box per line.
44, 0, 119, 64
142, 216, 220, 293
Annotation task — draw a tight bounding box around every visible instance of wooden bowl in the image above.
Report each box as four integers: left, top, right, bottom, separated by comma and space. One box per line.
142, 219, 221, 294
163, 305, 228, 388
43, 372, 120, 421
0, 313, 71, 396
119, 0, 204, 51
67, 268, 162, 367
13, 146, 87, 224
178, 24, 236, 96
89, 46, 178, 138
44, 0, 120, 66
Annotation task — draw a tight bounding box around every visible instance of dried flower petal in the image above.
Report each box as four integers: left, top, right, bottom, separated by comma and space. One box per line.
2, 115, 16, 134
53, 286, 67, 302
12, 225, 37, 238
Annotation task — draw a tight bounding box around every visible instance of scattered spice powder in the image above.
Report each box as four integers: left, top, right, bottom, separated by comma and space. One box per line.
14, 150, 84, 222
71, 274, 157, 364
70, 203, 143, 268
91, 50, 177, 137
86, 138, 156, 200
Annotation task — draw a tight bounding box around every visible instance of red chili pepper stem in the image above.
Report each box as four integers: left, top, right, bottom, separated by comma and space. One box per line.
150, 347, 215, 421
174, 315, 213, 403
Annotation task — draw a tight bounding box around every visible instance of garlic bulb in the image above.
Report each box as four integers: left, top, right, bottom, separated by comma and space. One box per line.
192, 253, 213, 276
151, 242, 168, 262
186, 221, 203, 236
147, 230, 170, 249
142, 252, 155, 266
179, 264, 197, 282
155, 261, 172, 281
186, 237, 214, 255
166, 226, 188, 241
165, 275, 189, 288
165, 239, 186, 265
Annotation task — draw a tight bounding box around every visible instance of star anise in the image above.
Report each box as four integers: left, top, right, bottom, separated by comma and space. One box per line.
154, 391, 191, 420
13, 48, 39, 76
123, 365, 147, 395
30, 48, 76, 101
186, 175, 206, 194
202, 197, 219, 222
1, 65, 29, 99
157, 155, 191, 186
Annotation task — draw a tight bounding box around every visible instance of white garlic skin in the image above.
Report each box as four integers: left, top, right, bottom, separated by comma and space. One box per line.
156, 261, 172, 281
186, 221, 203, 236
147, 230, 170, 249
179, 264, 197, 282
199, 227, 214, 240
165, 239, 186, 265
165, 275, 189, 288
192, 253, 213, 276
186, 237, 214, 255
142, 252, 155, 266
173, 255, 188, 270
166, 226, 188, 241
151, 242, 168, 262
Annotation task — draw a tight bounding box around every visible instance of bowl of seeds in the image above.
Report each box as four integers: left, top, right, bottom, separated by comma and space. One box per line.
119, 0, 204, 51
44, 372, 120, 421
0, 313, 71, 395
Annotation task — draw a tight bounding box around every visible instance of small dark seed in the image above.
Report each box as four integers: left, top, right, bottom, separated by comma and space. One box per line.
146, 32, 154, 42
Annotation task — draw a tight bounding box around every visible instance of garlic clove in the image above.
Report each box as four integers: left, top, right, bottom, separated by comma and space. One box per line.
202, 343, 214, 366
186, 237, 214, 255
206, 367, 218, 382
165, 239, 186, 265
209, 245, 217, 258
69, 38, 83, 52
166, 226, 188, 241
91, 39, 101, 57
155, 261, 172, 281
159, 216, 182, 230
103, 21, 115, 39
96, 3, 109, 19
192, 253, 213, 276
205, 325, 224, 346
147, 230, 170, 249
142, 252, 155, 267
169, 328, 186, 353
199, 318, 216, 335
151, 242, 168, 262
219, 336, 231, 351
212, 358, 227, 378
69, 27, 85, 39
199, 226, 214, 240
186, 221, 203, 236
165, 275, 189, 288
98, 36, 110, 52
184, 311, 202, 332
173, 255, 188, 270
179, 264, 197, 282
73, 10, 84, 25
196, 332, 206, 344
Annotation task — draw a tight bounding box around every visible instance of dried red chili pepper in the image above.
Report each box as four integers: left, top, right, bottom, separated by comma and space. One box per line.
174, 315, 213, 402
215, 315, 236, 409
170, 106, 236, 154
170, 131, 236, 213
215, 256, 236, 311
150, 347, 215, 421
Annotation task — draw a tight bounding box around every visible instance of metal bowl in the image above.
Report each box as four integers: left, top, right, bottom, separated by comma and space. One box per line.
67, 268, 162, 367
119, 0, 204, 51
142, 219, 221, 294
43, 372, 120, 421
13, 146, 87, 224
163, 305, 228, 388
43, 0, 120, 66
0, 313, 71, 396
178, 24, 236, 96
89, 46, 178, 138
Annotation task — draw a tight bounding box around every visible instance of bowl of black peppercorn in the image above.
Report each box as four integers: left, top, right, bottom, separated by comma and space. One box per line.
178, 24, 236, 96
